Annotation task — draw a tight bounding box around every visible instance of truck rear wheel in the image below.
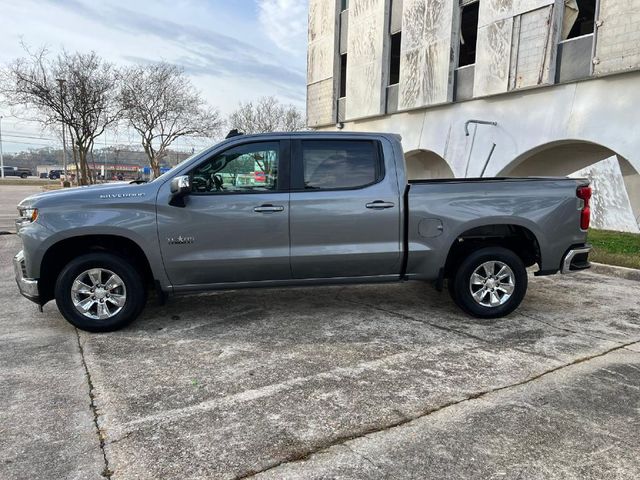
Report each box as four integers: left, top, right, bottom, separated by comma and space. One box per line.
55, 252, 147, 332
450, 246, 527, 318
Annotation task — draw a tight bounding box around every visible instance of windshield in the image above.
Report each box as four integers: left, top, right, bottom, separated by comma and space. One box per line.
151, 145, 213, 183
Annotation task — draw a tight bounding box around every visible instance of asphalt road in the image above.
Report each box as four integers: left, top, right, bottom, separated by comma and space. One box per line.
1, 185, 640, 479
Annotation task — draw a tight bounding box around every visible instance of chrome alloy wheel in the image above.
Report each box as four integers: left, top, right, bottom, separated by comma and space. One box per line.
71, 268, 127, 320
469, 261, 515, 308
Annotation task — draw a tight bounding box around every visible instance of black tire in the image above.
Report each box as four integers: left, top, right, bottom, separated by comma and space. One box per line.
450, 246, 527, 319
55, 252, 147, 332
20, 173, 28, 179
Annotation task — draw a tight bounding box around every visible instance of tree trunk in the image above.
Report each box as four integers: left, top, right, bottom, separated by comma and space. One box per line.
71, 145, 80, 186
78, 147, 93, 185
151, 156, 161, 179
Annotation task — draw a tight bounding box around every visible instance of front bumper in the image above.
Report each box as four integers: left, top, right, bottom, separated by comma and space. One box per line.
561, 244, 592, 274
13, 250, 40, 303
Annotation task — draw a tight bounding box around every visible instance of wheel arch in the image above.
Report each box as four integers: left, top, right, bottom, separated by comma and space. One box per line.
443, 222, 543, 279
38, 234, 156, 304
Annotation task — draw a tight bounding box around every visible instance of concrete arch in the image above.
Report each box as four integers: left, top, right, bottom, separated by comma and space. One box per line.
498, 140, 640, 232
404, 149, 454, 180
497, 140, 619, 177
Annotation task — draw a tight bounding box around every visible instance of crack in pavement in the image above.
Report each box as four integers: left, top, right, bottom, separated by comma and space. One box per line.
75, 329, 113, 479
233, 339, 640, 480
340, 296, 491, 345
340, 297, 562, 363
343, 443, 382, 472
518, 311, 630, 345
109, 351, 417, 440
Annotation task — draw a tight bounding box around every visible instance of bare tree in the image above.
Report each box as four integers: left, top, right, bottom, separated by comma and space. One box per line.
228, 96, 305, 134
119, 63, 223, 178
1, 46, 122, 184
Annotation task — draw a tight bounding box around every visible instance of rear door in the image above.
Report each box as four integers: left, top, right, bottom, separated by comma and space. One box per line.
157, 139, 291, 286
289, 137, 402, 278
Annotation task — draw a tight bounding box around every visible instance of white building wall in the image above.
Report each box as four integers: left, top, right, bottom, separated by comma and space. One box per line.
307, 0, 640, 232
570, 157, 640, 233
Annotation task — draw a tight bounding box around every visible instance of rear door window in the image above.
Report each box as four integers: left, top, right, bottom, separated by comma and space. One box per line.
300, 140, 381, 190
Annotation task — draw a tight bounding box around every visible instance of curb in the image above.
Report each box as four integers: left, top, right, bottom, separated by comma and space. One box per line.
589, 262, 640, 282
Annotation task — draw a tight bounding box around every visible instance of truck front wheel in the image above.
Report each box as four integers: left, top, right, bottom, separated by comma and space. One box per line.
450, 246, 527, 318
55, 253, 147, 332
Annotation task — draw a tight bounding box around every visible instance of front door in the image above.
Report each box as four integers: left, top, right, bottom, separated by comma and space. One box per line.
289, 138, 401, 278
157, 140, 291, 286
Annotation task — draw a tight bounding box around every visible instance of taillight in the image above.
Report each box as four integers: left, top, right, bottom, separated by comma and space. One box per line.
577, 186, 592, 230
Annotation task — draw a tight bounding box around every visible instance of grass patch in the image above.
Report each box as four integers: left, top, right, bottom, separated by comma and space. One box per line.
588, 229, 640, 270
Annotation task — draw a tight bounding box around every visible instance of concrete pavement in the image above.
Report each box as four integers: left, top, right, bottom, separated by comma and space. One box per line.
0, 185, 639, 479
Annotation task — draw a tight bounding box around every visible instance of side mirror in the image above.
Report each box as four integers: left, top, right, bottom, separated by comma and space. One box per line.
169, 175, 191, 207
170, 175, 191, 194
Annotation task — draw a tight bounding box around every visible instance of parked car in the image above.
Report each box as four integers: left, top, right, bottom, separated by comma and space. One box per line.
48, 169, 64, 180
13, 132, 592, 332
3, 166, 32, 178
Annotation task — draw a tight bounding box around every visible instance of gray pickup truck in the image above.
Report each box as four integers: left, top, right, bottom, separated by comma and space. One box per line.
3, 166, 33, 179
14, 132, 592, 332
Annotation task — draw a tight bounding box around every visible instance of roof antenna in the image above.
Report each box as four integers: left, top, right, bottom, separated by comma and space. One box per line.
226, 129, 244, 139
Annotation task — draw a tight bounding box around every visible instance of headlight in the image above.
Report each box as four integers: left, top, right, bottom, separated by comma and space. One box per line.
18, 207, 38, 223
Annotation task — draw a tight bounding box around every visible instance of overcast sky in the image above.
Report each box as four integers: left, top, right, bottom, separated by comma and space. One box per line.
0, 0, 308, 153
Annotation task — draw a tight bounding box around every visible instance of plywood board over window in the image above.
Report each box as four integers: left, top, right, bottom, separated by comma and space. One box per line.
474, 0, 559, 96
511, 5, 556, 89
595, 0, 640, 75
398, 0, 457, 110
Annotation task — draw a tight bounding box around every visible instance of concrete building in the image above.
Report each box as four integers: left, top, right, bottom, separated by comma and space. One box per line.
307, 0, 640, 232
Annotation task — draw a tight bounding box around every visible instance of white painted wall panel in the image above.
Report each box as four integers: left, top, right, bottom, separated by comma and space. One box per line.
308, 37, 336, 85
307, 0, 338, 127
474, 18, 514, 96
346, 0, 389, 120
478, 0, 553, 28
478, 0, 513, 28
398, 0, 456, 110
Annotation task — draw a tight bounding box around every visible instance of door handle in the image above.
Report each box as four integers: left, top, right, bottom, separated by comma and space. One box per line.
366, 201, 395, 210
254, 204, 285, 213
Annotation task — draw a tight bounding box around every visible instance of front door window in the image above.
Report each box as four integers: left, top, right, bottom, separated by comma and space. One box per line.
191, 142, 280, 194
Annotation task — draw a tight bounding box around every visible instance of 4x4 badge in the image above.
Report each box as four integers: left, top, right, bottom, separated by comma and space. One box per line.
167, 236, 194, 245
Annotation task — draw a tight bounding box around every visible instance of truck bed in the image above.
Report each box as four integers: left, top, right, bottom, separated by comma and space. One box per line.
408, 176, 578, 184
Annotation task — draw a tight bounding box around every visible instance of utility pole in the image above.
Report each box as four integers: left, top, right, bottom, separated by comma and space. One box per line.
0, 115, 4, 180
56, 78, 67, 185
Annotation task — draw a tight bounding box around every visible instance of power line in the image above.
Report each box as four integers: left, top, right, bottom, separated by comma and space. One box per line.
2, 139, 56, 147
2, 131, 213, 151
